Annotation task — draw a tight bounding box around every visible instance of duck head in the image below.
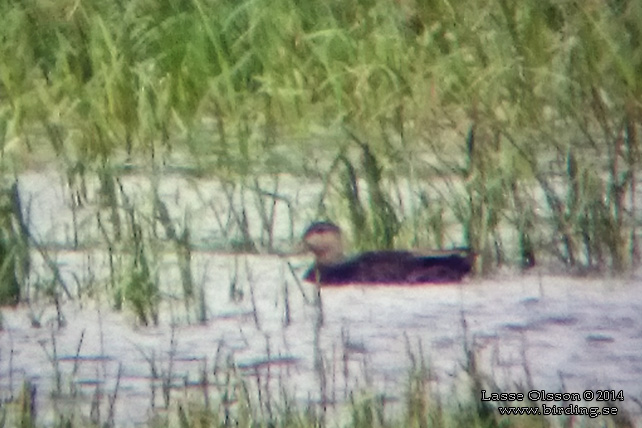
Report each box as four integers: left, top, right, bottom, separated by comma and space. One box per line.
302, 221, 345, 266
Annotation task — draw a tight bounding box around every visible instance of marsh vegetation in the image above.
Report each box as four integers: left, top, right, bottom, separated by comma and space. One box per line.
0, 0, 641, 426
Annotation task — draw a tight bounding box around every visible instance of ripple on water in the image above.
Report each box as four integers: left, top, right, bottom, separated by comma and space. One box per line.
2, 258, 642, 426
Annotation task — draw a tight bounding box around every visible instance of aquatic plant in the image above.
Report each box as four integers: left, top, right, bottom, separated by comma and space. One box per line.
0, 0, 640, 271
0, 182, 29, 305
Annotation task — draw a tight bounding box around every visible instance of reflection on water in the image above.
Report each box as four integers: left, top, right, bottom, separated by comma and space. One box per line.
2, 254, 642, 426
0, 171, 641, 426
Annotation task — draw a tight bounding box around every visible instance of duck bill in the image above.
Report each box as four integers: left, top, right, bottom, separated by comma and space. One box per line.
292, 241, 310, 256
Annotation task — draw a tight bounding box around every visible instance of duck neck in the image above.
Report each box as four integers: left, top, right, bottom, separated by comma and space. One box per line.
315, 245, 344, 266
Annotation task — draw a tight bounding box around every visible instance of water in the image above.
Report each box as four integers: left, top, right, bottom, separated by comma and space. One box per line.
2, 260, 641, 426
0, 170, 641, 426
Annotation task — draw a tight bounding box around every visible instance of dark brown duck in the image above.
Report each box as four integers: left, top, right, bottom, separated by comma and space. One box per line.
302, 222, 474, 285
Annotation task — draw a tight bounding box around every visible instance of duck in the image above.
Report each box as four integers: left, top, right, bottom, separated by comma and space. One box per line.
302, 221, 474, 285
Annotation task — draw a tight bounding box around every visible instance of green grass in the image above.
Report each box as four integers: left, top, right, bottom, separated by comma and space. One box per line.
1, 0, 640, 271
0, 0, 641, 421
1, 354, 636, 428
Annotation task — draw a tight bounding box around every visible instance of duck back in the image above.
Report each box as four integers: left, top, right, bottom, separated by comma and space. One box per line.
304, 250, 473, 286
